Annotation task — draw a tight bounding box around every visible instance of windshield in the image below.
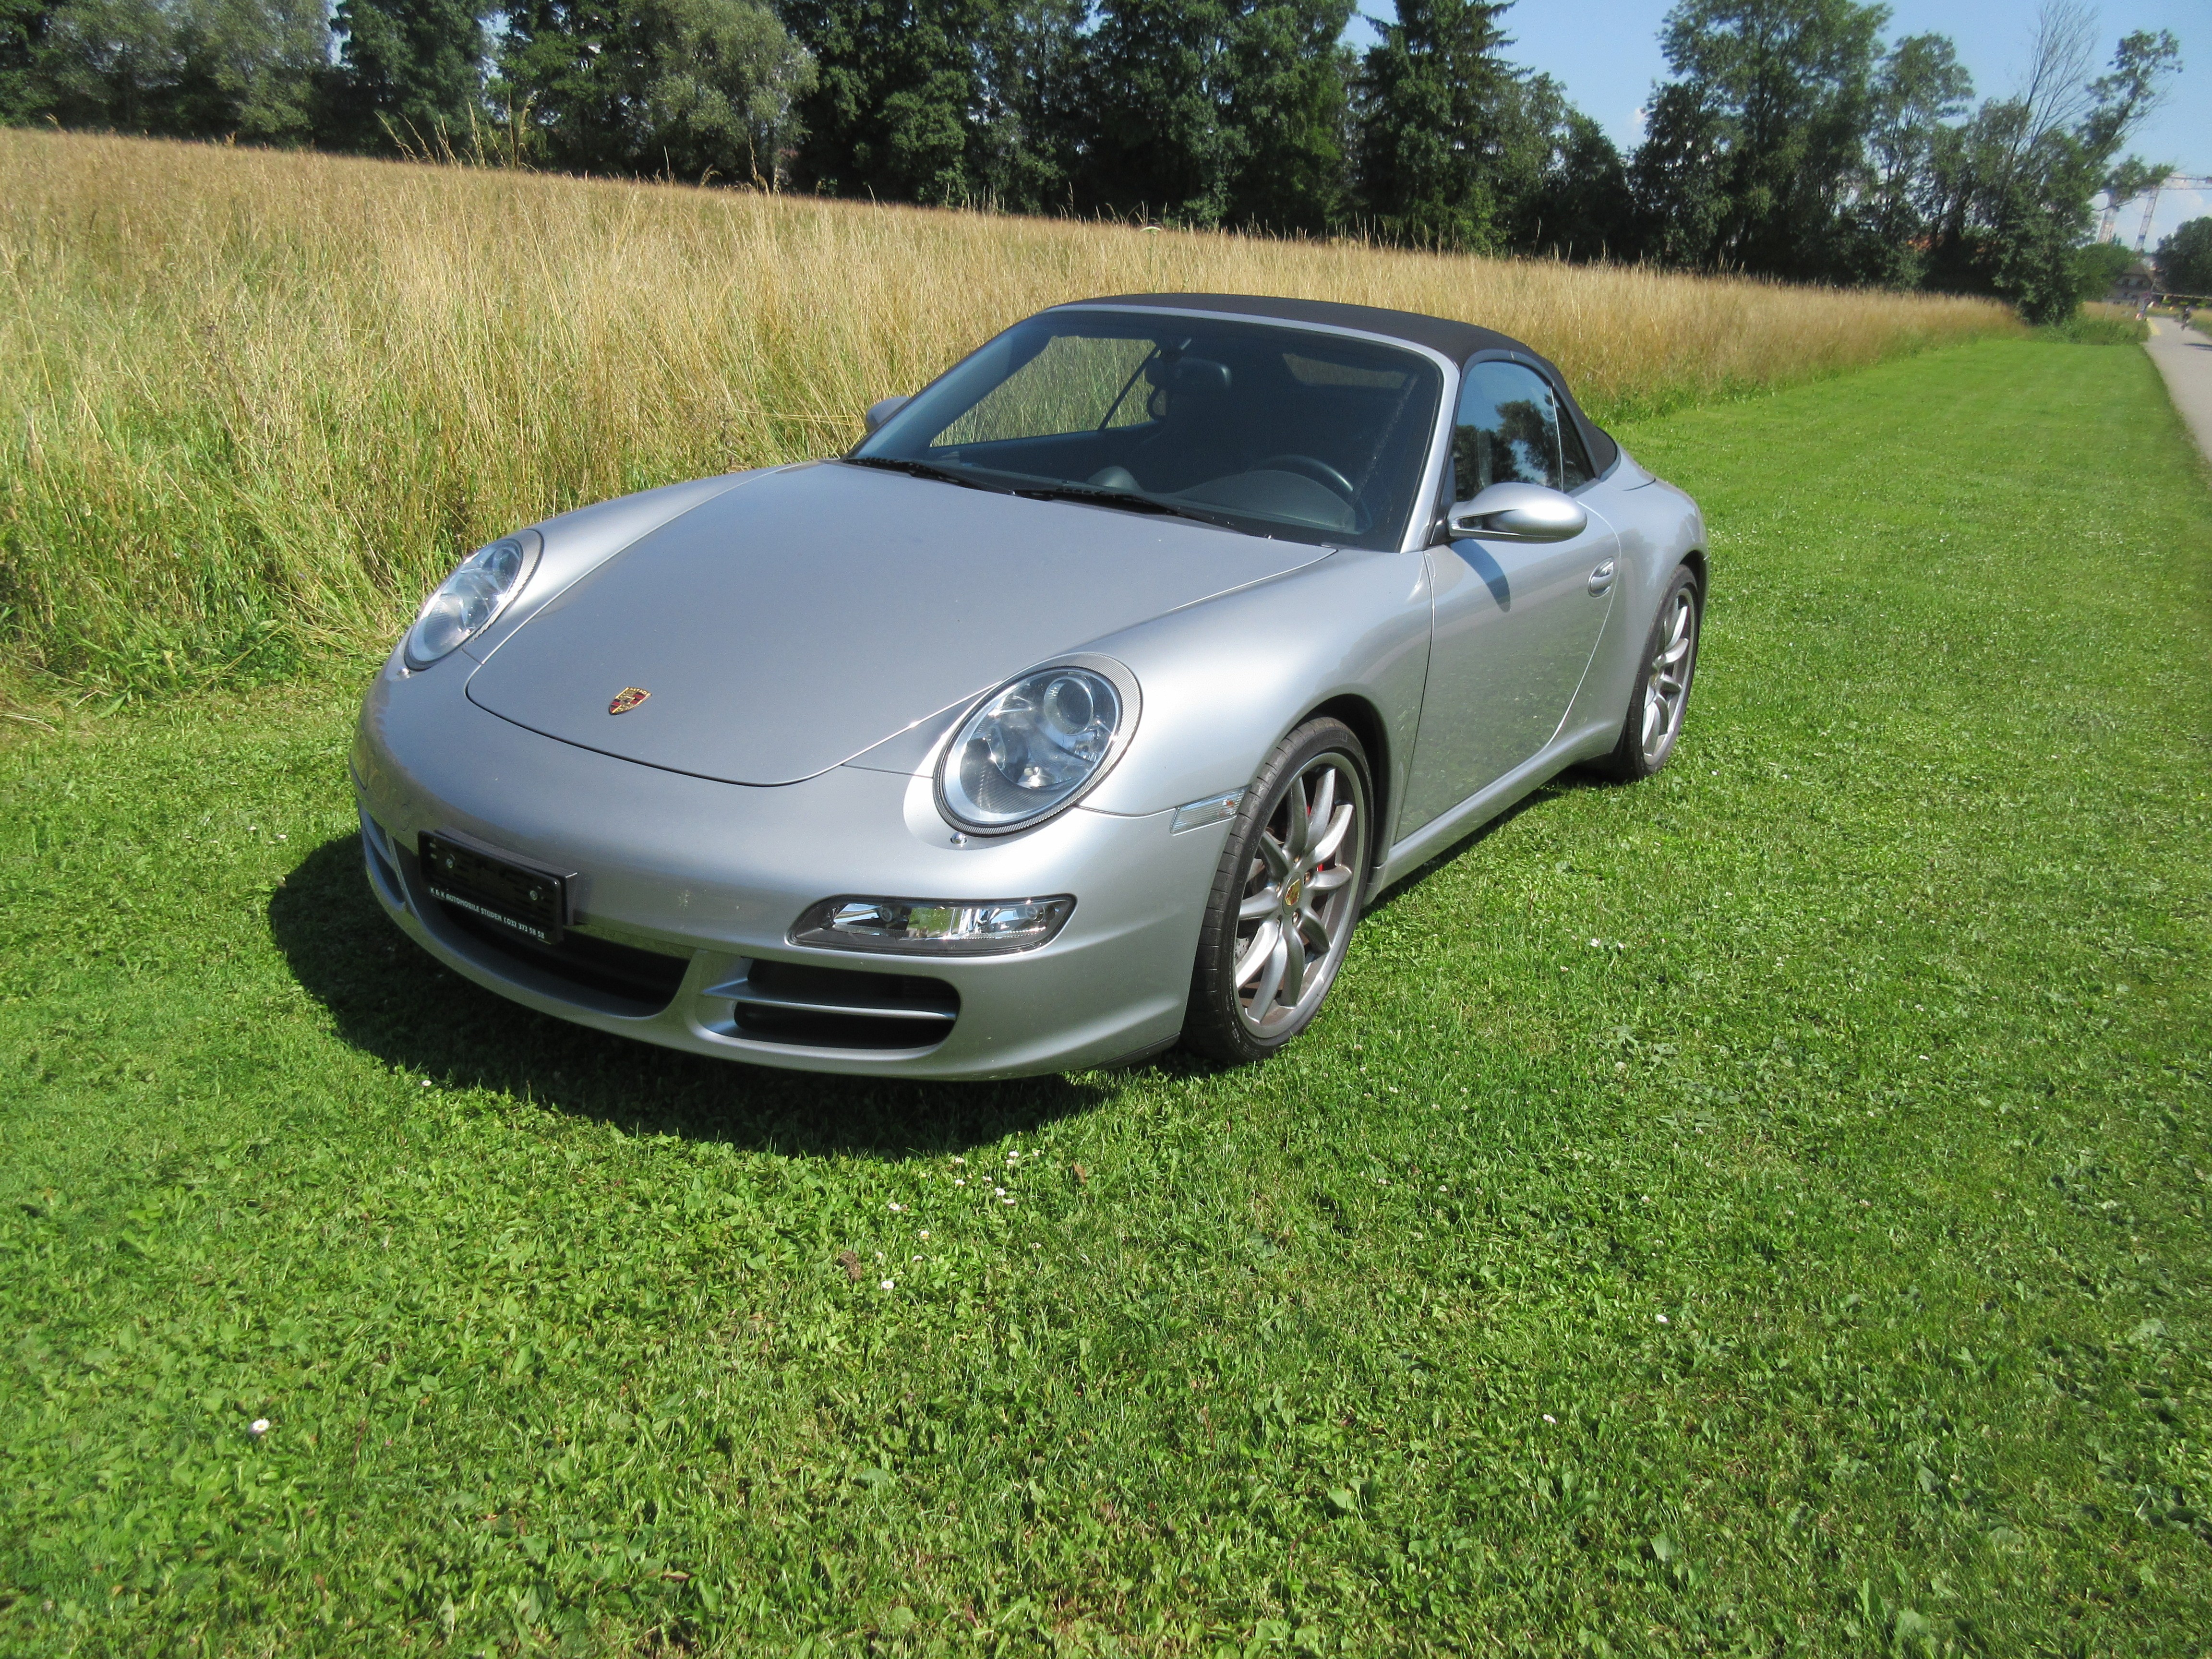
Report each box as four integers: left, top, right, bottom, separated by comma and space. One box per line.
850, 313, 1444, 551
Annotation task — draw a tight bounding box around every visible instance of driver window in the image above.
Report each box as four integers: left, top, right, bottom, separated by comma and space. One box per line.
1452, 361, 1564, 495
938, 335, 1157, 445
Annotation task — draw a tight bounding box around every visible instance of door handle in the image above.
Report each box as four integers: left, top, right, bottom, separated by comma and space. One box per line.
1588, 559, 1617, 595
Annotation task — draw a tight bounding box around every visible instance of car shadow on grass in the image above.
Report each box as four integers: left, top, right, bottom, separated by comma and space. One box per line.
268, 836, 1116, 1157
1361, 769, 1610, 917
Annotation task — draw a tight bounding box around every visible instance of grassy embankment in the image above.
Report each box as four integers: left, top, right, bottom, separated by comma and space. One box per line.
0, 129, 2017, 698
3, 328, 2208, 1650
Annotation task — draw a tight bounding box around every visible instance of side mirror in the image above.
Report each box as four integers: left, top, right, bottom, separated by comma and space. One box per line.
1446, 481, 1587, 543
864, 395, 912, 435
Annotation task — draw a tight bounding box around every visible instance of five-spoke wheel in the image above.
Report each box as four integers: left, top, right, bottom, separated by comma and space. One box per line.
1597, 562, 1702, 781
1184, 719, 1370, 1061
1640, 582, 1697, 766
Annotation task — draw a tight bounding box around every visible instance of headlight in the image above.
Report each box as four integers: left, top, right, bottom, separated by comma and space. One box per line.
792, 895, 1076, 955
937, 662, 1133, 832
403, 529, 542, 669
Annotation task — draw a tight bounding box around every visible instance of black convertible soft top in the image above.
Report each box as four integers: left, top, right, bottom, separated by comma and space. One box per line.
1047, 292, 1619, 481
1057, 292, 1528, 362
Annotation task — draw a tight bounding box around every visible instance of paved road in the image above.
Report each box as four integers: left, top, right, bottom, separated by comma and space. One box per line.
2144, 318, 2212, 466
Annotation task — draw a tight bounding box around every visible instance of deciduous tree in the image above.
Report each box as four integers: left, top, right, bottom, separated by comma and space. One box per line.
1630, 0, 1887, 278
781, 0, 987, 203
1489, 73, 1633, 260
1925, 5, 2179, 322
2155, 217, 2212, 296
1844, 31, 1972, 286
29, 0, 324, 141
1081, 0, 1242, 225
1220, 0, 1355, 235
973, 0, 1086, 212
499, 0, 812, 184
1, 0, 57, 122
323, 0, 486, 153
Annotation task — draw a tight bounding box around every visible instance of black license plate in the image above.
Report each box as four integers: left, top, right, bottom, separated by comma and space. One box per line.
418, 833, 570, 946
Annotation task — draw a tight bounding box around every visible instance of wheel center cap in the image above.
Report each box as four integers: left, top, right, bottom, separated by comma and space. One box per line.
1284, 875, 1305, 909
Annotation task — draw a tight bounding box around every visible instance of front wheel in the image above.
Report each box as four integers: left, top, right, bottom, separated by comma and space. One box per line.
1182, 719, 1372, 1063
1594, 563, 1701, 781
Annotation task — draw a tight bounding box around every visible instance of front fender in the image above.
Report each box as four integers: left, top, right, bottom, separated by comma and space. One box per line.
1077, 548, 1433, 842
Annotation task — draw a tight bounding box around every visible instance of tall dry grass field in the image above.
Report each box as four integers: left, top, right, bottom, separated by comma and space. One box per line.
0, 129, 2018, 692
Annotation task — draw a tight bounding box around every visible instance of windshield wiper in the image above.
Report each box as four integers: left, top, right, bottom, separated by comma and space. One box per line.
842, 455, 1003, 492
1009, 482, 1244, 531
849, 460, 1247, 532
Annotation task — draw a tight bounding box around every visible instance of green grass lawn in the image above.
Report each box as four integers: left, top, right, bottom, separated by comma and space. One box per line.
2, 337, 2209, 1657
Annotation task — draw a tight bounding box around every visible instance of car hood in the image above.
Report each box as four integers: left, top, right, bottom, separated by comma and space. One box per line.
466, 461, 1331, 785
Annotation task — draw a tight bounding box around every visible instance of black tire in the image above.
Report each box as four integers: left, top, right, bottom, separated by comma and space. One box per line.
1182, 719, 1372, 1064
1592, 562, 1702, 782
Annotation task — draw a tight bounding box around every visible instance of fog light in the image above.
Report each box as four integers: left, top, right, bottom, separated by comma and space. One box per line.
791, 895, 1075, 955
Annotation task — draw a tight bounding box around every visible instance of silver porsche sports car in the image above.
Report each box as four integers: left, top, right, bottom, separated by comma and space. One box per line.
352, 294, 1706, 1077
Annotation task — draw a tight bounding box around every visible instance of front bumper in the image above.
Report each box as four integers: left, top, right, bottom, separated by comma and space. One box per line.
351, 658, 1229, 1078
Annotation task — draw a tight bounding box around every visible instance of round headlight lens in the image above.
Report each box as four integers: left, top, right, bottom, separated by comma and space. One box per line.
404, 532, 540, 669
939, 666, 1125, 830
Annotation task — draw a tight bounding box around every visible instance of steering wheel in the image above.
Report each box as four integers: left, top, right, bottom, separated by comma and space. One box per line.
1253, 454, 1357, 502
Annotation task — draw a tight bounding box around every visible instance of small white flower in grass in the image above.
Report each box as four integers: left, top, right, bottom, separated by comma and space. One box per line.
880, 1279, 894, 1290
918, 1230, 929, 1239
994, 1187, 1006, 1197
1656, 1314, 1669, 1324
912, 1255, 922, 1262
1003, 1197, 1016, 1206
1542, 1414, 1556, 1424
419, 1079, 432, 1088
249, 1419, 271, 1436
954, 1179, 965, 1188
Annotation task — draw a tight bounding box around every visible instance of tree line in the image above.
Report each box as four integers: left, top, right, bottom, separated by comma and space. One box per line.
0, 0, 2183, 320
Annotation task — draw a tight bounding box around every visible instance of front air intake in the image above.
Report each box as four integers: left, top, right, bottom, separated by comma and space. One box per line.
715, 959, 959, 1051
434, 902, 694, 1014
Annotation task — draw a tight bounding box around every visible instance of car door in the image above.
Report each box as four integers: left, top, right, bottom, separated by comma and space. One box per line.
1402, 358, 1619, 831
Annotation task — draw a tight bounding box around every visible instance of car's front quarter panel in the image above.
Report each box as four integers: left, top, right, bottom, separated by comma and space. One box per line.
1074, 547, 1434, 845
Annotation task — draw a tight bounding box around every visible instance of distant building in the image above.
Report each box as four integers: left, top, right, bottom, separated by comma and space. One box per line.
2109, 262, 2157, 305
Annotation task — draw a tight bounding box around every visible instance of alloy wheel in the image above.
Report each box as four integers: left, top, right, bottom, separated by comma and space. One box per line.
1640, 587, 1698, 768
1231, 754, 1366, 1038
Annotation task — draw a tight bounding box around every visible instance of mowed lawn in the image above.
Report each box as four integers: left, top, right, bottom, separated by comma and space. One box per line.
2, 337, 2208, 1656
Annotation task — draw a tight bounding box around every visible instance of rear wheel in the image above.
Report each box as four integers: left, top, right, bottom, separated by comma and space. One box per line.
1595, 563, 1701, 781
1182, 719, 1371, 1063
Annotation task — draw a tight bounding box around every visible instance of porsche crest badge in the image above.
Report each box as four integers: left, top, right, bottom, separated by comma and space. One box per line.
608, 686, 651, 716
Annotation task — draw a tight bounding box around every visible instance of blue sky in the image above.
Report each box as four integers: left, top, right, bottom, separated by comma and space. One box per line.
1351, 0, 2208, 250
